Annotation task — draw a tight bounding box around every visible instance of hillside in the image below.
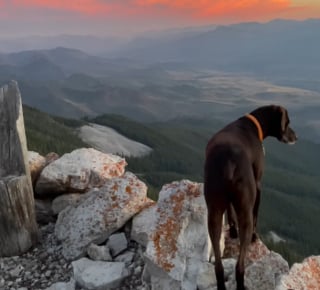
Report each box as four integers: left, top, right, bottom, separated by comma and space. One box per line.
23, 105, 88, 155
23, 106, 319, 264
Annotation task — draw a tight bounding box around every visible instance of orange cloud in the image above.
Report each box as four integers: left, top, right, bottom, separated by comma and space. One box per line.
3, 0, 320, 22
135, 0, 293, 20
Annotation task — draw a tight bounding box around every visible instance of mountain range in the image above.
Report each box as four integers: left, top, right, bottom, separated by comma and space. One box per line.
1, 19, 320, 142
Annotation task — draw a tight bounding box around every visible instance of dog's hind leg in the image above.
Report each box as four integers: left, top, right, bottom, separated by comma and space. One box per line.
233, 179, 255, 290
227, 204, 238, 239
208, 206, 227, 290
252, 181, 261, 243
235, 208, 253, 290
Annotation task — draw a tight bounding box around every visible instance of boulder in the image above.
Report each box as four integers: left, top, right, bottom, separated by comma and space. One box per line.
55, 172, 148, 260
52, 193, 90, 215
276, 255, 320, 290
196, 262, 216, 290
35, 148, 127, 195
28, 151, 46, 185
197, 251, 288, 290
143, 180, 217, 290
224, 232, 270, 265
242, 251, 289, 290
72, 258, 128, 290
221, 229, 289, 289
131, 200, 157, 247
45, 152, 59, 165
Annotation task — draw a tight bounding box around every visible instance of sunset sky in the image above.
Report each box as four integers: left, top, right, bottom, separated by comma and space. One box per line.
0, 0, 319, 37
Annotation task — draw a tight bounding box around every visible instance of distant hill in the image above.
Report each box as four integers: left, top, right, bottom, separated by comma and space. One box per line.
0, 47, 134, 77
0, 34, 126, 55
115, 19, 320, 81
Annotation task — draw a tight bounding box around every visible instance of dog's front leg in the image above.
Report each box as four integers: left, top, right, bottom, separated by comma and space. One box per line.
252, 181, 261, 242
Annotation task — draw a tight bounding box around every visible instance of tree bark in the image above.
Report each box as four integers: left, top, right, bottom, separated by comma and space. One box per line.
0, 81, 38, 257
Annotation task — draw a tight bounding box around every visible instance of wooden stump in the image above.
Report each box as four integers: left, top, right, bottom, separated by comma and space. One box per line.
0, 81, 38, 257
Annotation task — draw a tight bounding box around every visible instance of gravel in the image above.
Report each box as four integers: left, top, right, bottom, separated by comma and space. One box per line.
0, 224, 147, 290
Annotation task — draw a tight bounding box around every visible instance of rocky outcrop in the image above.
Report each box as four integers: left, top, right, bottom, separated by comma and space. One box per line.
35, 148, 127, 195
55, 172, 148, 260
276, 256, 320, 290
1, 147, 317, 290
143, 180, 215, 290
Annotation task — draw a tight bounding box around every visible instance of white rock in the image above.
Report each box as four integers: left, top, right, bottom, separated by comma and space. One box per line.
28, 151, 46, 185
245, 251, 289, 290
35, 148, 127, 195
143, 180, 217, 290
222, 258, 237, 280
52, 193, 90, 215
114, 251, 135, 266
107, 232, 128, 257
224, 252, 289, 290
197, 262, 216, 290
275, 255, 320, 290
131, 200, 157, 247
45, 279, 76, 290
55, 172, 148, 260
87, 243, 112, 261
72, 258, 128, 290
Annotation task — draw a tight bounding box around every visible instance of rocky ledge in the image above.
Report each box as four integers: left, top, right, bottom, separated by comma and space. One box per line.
0, 148, 319, 290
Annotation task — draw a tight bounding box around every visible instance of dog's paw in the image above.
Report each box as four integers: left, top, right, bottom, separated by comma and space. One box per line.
229, 226, 238, 239
251, 232, 259, 243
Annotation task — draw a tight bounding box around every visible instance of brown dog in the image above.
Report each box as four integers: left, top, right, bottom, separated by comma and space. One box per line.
204, 105, 297, 290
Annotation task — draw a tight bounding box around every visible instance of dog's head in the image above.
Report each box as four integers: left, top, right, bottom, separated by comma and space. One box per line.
251, 105, 297, 144
271, 105, 297, 144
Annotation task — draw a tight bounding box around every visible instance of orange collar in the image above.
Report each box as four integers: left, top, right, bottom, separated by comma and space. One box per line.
245, 114, 264, 142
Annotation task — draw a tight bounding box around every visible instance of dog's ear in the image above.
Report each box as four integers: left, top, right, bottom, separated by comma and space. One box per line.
279, 107, 288, 132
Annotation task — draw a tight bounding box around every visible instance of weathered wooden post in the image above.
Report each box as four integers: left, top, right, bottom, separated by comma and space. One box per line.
0, 81, 38, 257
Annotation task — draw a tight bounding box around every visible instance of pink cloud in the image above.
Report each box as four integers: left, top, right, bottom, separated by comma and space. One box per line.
1, 0, 319, 23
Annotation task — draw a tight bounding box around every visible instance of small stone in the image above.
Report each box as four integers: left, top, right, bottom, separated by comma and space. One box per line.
87, 243, 112, 261
107, 233, 128, 257
45, 270, 52, 278
10, 265, 24, 277
114, 251, 135, 266
134, 266, 142, 275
